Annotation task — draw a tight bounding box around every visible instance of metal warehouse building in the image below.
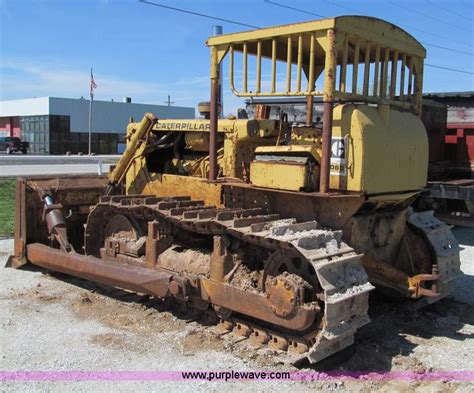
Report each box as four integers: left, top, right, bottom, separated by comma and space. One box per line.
0, 97, 195, 154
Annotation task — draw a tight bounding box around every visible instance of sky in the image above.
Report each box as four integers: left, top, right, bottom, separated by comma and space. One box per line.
0, 0, 473, 116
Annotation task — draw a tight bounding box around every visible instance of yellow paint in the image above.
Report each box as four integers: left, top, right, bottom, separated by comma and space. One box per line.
143, 174, 223, 207
254, 145, 320, 161
119, 16, 428, 206
109, 113, 154, 185
154, 119, 255, 133
221, 120, 278, 178
251, 145, 320, 191
206, 16, 425, 114
330, 104, 428, 195
207, 17, 425, 58
250, 161, 309, 192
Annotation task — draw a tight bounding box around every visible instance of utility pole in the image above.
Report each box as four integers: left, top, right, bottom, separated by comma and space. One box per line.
164, 95, 175, 107
212, 25, 223, 118
88, 67, 97, 155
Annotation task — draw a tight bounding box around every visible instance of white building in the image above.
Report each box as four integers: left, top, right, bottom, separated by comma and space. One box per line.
0, 97, 194, 154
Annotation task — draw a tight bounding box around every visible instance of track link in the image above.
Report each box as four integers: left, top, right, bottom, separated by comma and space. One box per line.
85, 194, 374, 364
408, 210, 462, 305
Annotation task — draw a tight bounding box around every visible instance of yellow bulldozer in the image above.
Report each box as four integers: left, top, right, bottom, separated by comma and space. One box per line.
12, 16, 461, 364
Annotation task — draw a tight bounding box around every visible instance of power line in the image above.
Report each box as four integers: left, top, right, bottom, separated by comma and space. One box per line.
321, 0, 472, 47
138, 0, 259, 29
322, 0, 360, 14
140, 0, 473, 76
426, 0, 472, 22
422, 42, 473, 56
263, 0, 326, 18
264, 1, 474, 60
400, 25, 472, 48
425, 64, 474, 75
388, 0, 472, 33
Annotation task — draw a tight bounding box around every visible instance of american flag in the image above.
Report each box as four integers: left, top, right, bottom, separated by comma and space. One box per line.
90, 67, 97, 99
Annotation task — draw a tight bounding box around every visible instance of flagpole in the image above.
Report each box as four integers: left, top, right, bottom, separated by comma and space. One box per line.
88, 93, 92, 155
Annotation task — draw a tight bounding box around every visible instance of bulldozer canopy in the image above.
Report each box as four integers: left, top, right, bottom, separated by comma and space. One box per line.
206, 16, 426, 65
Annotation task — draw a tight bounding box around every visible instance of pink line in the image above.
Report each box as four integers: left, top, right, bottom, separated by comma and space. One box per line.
0, 371, 473, 382
0, 371, 180, 381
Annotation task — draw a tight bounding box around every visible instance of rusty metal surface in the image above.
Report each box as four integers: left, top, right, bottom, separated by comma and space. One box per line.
407, 211, 462, 298
306, 96, 314, 126
83, 195, 322, 332
209, 235, 233, 282
407, 269, 440, 299
222, 183, 364, 229
40, 194, 76, 254
320, 101, 333, 194
265, 275, 301, 318
13, 175, 108, 268
19, 184, 456, 363
320, 28, 337, 193
200, 279, 315, 331
27, 243, 173, 298
209, 73, 219, 181
80, 194, 372, 363
13, 179, 27, 268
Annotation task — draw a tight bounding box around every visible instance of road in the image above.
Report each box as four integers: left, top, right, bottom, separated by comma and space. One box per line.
0, 154, 120, 177
0, 227, 472, 392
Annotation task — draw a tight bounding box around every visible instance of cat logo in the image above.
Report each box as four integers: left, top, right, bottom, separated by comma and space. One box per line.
330, 137, 346, 176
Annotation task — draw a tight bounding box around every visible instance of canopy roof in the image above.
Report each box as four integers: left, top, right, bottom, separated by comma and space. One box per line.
206, 16, 426, 63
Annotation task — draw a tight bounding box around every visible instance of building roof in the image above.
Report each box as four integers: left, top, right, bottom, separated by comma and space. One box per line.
0, 97, 195, 133
423, 92, 474, 99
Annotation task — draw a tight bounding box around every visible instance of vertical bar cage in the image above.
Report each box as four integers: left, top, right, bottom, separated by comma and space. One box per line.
219, 29, 422, 113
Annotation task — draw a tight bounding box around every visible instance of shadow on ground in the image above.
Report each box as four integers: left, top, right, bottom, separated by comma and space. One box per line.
304, 291, 473, 371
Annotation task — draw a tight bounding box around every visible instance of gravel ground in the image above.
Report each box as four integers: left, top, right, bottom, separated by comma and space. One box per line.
0, 227, 473, 392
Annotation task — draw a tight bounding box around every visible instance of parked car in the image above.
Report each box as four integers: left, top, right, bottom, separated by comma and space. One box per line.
0, 137, 29, 154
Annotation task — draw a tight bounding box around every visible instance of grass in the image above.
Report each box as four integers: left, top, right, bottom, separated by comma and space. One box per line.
0, 178, 16, 237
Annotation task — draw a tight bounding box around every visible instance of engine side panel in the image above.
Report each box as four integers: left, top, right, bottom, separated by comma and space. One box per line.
330, 104, 428, 195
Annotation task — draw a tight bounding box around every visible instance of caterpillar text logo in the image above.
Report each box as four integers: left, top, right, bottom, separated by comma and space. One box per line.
154, 122, 211, 131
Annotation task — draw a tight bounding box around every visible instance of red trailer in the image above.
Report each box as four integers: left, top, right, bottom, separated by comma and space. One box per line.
420, 93, 474, 226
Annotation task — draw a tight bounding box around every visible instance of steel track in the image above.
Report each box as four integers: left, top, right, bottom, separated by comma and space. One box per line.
84, 194, 375, 364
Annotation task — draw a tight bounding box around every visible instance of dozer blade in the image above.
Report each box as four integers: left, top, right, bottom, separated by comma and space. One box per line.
13, 175, 108, 268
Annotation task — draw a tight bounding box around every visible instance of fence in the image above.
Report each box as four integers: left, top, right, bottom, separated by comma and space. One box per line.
0, 178, 16, 238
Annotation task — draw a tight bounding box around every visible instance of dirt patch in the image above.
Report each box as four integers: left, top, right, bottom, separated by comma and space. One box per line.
1, 285, 63, 314
181, 325, 223, 355
70, 291, 184, 335
229, 263, 260, 292
90, 333, 136, 351
41, 274, 473, 374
